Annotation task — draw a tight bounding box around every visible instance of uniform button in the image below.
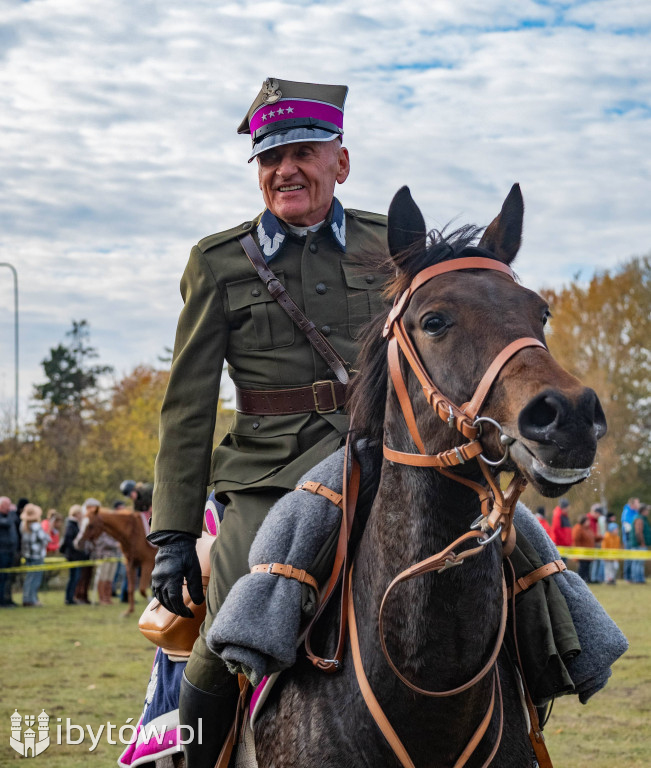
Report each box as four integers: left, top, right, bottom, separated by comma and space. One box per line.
365, 275, 375, 284
242, 222, 251, 229
309, 243, 318, 254
251, 288, 261, 297
321, 325, 331, 336
315, 283, 327, 295
252, 422, 260, 430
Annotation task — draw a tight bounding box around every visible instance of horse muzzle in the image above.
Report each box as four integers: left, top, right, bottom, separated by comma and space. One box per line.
508, 386, 607, 496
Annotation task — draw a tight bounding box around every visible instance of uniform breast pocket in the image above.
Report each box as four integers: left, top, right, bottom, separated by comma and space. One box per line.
226, 272, 295, 350
341, 261, 388, 339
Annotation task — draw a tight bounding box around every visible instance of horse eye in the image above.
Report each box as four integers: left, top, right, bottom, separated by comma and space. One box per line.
422, 314, 449, 336
542, 310, 552, 327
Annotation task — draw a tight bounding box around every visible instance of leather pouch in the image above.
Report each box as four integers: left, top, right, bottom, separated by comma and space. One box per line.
138, 531, 215, 656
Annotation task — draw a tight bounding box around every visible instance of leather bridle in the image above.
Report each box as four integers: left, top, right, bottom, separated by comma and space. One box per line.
382, 251, 547, 547
346, 251, 554, 768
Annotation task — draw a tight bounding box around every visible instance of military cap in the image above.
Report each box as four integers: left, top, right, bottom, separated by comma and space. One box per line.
238, 77, 348, 161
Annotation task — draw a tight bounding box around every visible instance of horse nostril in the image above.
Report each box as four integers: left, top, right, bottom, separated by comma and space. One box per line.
518, 391, 565, 441
586, 388, 608, 439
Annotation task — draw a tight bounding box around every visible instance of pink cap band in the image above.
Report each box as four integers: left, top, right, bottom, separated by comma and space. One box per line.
250, 99, 343, 135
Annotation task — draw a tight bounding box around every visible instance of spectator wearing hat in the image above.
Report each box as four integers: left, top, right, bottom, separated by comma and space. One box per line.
118, 480, 152, 598
602, 522, 622, 584
20, 504, 50, 606
0, 496, 19, 607
148, 77, 389, 767
551, 498, 573, 550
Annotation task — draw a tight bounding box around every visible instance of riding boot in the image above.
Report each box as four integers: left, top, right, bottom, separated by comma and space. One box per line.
178, 671, 239, 768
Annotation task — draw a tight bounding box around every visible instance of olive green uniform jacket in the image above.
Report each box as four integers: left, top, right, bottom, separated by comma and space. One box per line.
152, 202, 388, 538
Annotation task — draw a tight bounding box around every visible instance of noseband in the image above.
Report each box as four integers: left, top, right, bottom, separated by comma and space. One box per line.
382, 250, 547, 546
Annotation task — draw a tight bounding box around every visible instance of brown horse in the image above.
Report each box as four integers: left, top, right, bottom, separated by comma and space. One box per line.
251, 185, 607, 767
81, 508, 156, 615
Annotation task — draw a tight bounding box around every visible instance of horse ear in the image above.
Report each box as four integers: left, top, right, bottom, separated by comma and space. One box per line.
478, 184, 524, 264
387, 186, 427, 260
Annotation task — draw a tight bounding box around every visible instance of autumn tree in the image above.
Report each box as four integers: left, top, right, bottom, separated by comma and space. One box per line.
6, 320, 115, 508
526, 256, 650, 515
77, 366, 171, 499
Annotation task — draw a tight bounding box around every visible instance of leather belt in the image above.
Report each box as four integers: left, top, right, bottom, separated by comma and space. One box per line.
235, 381, 347, 415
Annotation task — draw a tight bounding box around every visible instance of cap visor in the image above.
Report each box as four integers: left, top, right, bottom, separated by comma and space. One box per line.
249, 127, 340, 162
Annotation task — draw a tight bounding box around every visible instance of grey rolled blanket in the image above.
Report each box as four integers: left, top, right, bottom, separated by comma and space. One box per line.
208, 443, 628, 699
206, 445, 354, 686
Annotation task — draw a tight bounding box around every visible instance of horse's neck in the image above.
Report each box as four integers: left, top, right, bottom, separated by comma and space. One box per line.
353, 459, 503, 689
99, 513, 132, 551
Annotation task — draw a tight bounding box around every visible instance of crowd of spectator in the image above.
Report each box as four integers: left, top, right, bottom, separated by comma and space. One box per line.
0, 494, 127, 607
537, 496, 649, 585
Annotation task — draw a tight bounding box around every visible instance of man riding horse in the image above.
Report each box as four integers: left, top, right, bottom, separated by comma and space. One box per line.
148, 77, 388, 767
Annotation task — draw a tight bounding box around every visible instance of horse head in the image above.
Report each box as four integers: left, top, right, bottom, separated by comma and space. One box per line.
381, 183, 607, 499
79, 508, 105, 543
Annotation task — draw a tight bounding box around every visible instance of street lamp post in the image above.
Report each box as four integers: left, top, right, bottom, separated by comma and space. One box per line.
0, 262, 19, 434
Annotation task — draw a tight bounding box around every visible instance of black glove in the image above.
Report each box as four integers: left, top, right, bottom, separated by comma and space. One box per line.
148, 531, 204, 618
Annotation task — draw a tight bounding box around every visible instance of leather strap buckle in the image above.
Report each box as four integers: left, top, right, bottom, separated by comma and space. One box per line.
312, 380, 339, 414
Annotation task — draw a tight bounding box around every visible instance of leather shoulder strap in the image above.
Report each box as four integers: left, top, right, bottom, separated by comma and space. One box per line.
239, 233, 349, 385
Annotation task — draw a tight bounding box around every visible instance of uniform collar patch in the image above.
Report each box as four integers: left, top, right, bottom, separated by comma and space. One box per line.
330, 198, 346, 251
256, 198, 347, 262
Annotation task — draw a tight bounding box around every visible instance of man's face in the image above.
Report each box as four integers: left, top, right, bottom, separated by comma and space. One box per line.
257, 140, 350, 226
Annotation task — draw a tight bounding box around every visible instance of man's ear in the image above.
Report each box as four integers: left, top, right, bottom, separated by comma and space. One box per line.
336, 145, 350, 184
255, 157, 262, 190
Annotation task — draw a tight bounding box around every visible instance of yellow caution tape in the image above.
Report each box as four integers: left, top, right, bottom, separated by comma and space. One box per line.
0, 557, 123, 574
556, 546, 651, 560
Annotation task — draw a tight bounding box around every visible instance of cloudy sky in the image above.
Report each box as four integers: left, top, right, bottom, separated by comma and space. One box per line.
0, 0, 649, 425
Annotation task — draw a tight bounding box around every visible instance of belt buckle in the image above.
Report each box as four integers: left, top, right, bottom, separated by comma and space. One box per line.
312, 380, 338, 414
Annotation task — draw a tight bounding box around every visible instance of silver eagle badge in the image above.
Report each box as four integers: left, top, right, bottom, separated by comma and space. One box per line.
261, 78, 282, 104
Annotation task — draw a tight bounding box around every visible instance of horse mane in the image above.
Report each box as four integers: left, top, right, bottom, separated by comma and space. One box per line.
348, 224, 484, 447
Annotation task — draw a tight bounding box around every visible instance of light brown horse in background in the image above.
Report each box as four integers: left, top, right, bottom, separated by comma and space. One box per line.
81, 508, 157, 615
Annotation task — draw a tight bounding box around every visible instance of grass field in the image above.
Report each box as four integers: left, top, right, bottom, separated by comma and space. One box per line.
1, 576, 649, 767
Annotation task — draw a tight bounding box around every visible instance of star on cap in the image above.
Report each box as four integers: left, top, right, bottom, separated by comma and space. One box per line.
261, 113, 268, 121
286, 106, 294, 114
268, 110, 275, 118
276, 107, 285, 115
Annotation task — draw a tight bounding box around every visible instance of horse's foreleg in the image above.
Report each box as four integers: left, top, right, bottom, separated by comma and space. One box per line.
123, 560, 136, 617
139, 557, 154, 598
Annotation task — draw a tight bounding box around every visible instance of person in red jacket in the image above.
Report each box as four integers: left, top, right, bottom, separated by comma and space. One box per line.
535, 506, 552, 537
551, 498, 573, 548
